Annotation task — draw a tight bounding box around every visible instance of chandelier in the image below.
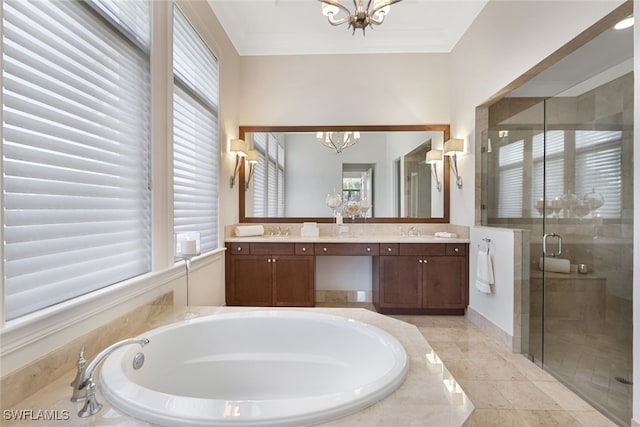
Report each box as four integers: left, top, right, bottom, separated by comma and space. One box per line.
317, 131, 360, 154
319, 0, 403, 35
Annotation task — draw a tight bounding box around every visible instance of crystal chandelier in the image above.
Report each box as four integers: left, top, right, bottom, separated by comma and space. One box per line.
317, 131, 360, 154
319, 0, 403, 35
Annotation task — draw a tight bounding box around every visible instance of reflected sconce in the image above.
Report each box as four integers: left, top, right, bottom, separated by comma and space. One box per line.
444, 138, 464, 189
425, 149, 443, 192
229, 139, 248, 188
245, 149, 259, 190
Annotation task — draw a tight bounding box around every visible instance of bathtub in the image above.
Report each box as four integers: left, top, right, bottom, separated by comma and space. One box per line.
100, 310, 408, 426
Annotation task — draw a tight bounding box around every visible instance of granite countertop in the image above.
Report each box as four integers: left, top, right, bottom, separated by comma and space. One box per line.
6, 307, 474, 426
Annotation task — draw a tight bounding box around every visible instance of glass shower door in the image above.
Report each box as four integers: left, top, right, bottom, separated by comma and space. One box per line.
539, 84, 633, 425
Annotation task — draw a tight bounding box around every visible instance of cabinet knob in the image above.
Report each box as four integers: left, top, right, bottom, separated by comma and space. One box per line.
323, 247, 328, 252
267, 259, 271, 263
302, 247, 307, 252
418, 259, 423, 264
366, 247, 371, 252
454, 247, 460, 253
272, 259, 276, 263
387, 247, 392, 252
237, 247, 242, 252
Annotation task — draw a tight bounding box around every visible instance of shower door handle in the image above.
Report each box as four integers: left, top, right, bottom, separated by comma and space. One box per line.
542, 233, 562, 257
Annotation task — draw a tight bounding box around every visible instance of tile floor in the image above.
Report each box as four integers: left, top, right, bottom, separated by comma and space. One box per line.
395, 314, 620, 427
316, 303, 620, 427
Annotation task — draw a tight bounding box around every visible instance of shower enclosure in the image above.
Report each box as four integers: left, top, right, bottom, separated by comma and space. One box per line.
481, 8, 633, 425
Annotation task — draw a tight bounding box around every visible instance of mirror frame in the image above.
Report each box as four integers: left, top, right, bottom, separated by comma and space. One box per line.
239, 124, 451, 223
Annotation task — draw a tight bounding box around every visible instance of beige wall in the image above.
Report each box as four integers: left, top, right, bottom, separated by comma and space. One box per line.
239, 53, 451, 126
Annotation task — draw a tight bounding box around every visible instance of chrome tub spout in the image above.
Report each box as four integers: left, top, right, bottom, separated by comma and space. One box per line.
71, 337, 149, 417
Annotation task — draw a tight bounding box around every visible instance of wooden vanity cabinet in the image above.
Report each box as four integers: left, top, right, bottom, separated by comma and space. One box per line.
225, 242, 314, 307
373, 243, 469, 314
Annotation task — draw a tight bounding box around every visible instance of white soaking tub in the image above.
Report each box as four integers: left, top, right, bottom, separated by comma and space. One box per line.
100, 310, 408, 426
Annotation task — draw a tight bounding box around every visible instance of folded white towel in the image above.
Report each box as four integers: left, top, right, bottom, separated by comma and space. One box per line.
234, 225, 264, 237
435, 231, 458, 238
539, 257, 570, 274
475, 247, 494, 294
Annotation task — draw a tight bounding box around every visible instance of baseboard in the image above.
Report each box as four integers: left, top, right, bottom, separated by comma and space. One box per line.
466, 307, 516, 352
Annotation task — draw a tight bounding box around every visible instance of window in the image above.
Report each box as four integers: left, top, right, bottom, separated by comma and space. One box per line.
532, 130, 565, 217
2, 0, 151, 319
173, 6, 219, 253
493, 129, 622, 220
497, 139, 524, 217
575, 130, 622, 218
252, 133, 285, 217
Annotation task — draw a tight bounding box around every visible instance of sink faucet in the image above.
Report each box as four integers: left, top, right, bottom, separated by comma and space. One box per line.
71, 337, 149, 417
275, 225, 282, 236
408, 226, 420, 237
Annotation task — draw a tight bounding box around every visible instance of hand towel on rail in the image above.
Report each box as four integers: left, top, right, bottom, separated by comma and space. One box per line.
475, 247, 494, 294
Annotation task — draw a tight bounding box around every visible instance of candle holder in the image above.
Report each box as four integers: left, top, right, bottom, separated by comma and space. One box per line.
175, 231, 201, 319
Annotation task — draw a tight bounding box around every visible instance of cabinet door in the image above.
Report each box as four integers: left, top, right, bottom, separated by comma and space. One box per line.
423, 256, 465, 309
227, 255, 272, 306
272, 256, 315, 307
378, 256, 423, 309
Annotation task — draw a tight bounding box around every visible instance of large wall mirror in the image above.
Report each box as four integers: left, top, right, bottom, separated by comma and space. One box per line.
239, 125, 450, 223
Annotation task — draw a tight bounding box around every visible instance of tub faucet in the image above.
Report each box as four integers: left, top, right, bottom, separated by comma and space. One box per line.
71, 337, 149, 418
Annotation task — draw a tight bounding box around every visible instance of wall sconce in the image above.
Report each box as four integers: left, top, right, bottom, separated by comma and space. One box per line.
229, 139, 248, 188
425, 149, 443, 192
245, 149, 259, 190
444, 138, 464, 189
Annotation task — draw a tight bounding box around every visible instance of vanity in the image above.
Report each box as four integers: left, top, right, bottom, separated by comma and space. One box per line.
229, 124, 468, 314
225, 235, 469, 315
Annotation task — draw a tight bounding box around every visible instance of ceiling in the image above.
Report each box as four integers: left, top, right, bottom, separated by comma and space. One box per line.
207, 0, 488, 56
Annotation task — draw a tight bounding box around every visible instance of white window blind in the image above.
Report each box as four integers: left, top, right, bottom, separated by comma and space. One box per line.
2, 0, 151, 319
532, 131, 565, 217
252, 133, 267, 217
173, 6, 219, 253
575, 130, 622, 218
251, 132, 285, 217
498, 140, 524, 217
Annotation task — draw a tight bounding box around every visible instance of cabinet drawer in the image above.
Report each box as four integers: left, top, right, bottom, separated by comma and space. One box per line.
315, 243, 379, 256
399, 244, 445, 256
295, 243, 314, 255
380, 243, 399, 255
446, 243, 467, 256
250, 243, 295, 255
230, 243, 251, 255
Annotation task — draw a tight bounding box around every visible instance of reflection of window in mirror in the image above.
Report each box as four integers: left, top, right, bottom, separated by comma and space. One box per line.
342, 163, 374, 217
248, 132, 285, 217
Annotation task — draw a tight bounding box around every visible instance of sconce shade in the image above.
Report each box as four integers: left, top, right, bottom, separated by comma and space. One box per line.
230, 139, 248, 156
425, 149, 443, 164
444, 138, 464, 156
247, 149, 259, 163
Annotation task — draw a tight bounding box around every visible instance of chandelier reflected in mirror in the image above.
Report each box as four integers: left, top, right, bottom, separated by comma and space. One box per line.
317, 131, 360, 154
319, 0, 403, 35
